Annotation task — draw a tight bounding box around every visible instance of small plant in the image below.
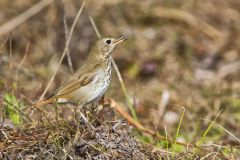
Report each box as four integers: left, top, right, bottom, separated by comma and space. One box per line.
3, 93, 22, 125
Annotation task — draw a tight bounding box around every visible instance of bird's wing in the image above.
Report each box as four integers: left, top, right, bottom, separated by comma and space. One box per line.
56, 73, 95, 97
55, 59, 102, 98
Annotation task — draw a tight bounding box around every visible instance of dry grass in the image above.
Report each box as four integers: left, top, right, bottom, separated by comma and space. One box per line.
0, 118, 161, 159
0, 0, 240, 159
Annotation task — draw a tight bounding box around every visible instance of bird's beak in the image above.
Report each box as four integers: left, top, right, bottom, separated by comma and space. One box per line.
114, 35, 128, 45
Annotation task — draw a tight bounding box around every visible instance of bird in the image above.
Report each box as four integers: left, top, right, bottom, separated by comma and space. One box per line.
32, 35, 127, 111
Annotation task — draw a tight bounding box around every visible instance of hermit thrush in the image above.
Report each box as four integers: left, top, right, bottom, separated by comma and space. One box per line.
34, 35, 127, 109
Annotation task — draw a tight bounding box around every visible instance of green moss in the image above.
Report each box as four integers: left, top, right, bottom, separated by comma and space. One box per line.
3, 93, 23, 126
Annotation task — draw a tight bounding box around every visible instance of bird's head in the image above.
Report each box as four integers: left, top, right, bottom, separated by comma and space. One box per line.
90, 35, 127, 60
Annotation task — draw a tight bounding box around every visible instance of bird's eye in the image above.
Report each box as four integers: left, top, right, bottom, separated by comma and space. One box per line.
106, 39, 111, 44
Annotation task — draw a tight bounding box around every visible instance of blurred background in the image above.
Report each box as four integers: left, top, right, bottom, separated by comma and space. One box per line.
0, 0, 240, 149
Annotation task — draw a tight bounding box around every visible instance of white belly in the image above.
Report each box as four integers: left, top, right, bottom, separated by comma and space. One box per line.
58, 72, 111, 105
86, 74, 110, 102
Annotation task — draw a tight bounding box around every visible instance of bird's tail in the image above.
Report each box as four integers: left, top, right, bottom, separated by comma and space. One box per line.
34, 97, 55, 108
28, 97, 55, 114
27, 97, 55, 113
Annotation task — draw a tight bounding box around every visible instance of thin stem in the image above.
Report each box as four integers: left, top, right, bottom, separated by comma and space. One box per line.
0, 0, 54, 36
173, 106, 185, 153
39, 0, 86, 101
63, 13, 74, 74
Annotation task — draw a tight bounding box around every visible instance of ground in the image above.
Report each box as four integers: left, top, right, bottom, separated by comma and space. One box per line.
0, 0, 240, 159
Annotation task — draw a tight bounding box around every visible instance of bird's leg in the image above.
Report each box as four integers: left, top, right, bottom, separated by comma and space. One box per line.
81, 104, 87, 115
90, 101, 99, 114
79, 105, 89, 124
79, 112, 89, 125
99, 95, 105, 105
79, 104, 91, 125
86, 103, 99, 127
80, 103, 96, 123
78, 104, 97, 129
81, 101, 98, 117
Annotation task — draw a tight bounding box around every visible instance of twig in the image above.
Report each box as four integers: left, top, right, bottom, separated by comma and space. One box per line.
88, 15, 138, 120
199, 152, 220, 160
217, 124, 240, 144
108, 99, 192, 147
151, 7, 221, 40
111, 58, 138, 120
0, 0, 54, 36
196, 109, 223, 146
201, 118, 240, 144
63, 13, 74, 74
39, 0, 86, 101
81, 139, 107, 155
9, 33, 13, 69
0, 34, 10, 54
163, 123, 169, 156
173, 105, 185, 153
15, 42, 30, 81
158, 89, 170, 118
89, 16, 101, 39
153, 89, 170, 126
217, 61, 240, 79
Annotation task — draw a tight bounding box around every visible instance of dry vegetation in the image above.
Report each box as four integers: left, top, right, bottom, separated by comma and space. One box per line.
0, 0, 240, 159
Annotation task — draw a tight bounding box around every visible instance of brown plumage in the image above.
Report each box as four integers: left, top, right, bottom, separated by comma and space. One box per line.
34, 35, 127, 109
